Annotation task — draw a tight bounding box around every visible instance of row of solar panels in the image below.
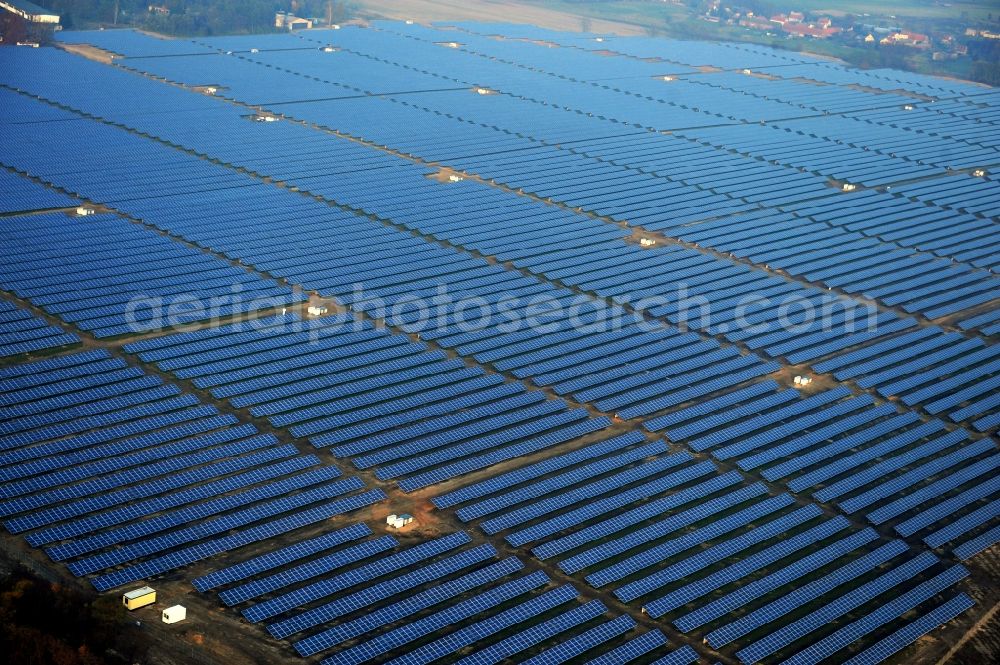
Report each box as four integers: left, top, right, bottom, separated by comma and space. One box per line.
431, 429, 973, 664
9, 50, 992, 348
0, 91, 799, 429
356, 21, 951, 129
0, 211, 304, 338
552, 132, 997, 273
445, 21, 986, 98
124, 314, 620, 492
645, 206, 998, 313
55, 24, 907, 130
3, 81, 993, 439
45, 35, 991, 322
854, 103, 1000, 152
5, 44, 992, 340
644, 380, 1000, 557
811, 326, 1000, 430
0, 168, 77, 215
893, 172, 1000, 220
782, 190, 998, 271
0, 299, 79, 358
125, 310, 999, 562
0, 172, 83, 358
291, 22, 995, 180
194, 524, 700, 665
193, 528, 700, 665
0, 350, 385, 592
50, 22, 996, 154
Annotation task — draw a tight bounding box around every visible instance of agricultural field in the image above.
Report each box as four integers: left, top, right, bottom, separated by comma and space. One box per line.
0, 15, 998, 665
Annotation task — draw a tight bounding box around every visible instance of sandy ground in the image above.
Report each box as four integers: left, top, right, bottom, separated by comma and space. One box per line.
356, 0, 650, 36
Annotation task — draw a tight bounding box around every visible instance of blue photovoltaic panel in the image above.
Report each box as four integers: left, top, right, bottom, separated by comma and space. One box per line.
583, 629, 667, 665
706, 539, 909, 648
456, 600, 608, 665
521, 615, 637, 665
673, 528, 880, 633
559, 479, 763, 575
643, 515, 850, 617
193, 523, 372, 591
587, 491, 791, 588
296, 555, 523, 657
272, 542, 500, 640
387, 584, 580, 665
322, 570, 550, 665
614, 503, 821, 604
221, 536, 397, 606
843, 594, 975, 665
243, 531, 470, 622
781, 564, 968, 665
508, 459, 717, 549
541, 471, 743, 563
90, 488, 386, 591
734, 551, 938, 663
433, 431, 644, 509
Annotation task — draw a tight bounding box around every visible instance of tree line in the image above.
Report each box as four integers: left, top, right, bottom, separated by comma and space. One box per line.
44, 1, 358, 35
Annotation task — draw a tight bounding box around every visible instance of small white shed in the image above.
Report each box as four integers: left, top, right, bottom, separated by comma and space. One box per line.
162, 605, 186, 624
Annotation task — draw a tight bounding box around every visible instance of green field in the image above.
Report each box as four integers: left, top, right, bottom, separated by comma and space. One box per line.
785, 1, 996, 21
522, 1, 999, 84
532, 0, 998, 27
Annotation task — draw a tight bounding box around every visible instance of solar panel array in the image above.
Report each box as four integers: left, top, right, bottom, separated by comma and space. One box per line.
195, 529, 697, 665
0, 351, 384, 591
0, 167, 77, 215
0, 41, 992, 404
0, 298, 79, 358
0, 18, 994, 665
39, 23, 990, 296
123, 313, 615, 491
647, 381, 1000, 559
0, 211, 304, 337
436, 432, 973, 664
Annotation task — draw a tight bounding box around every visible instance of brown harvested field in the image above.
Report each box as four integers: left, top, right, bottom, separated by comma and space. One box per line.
356, 0, 650, 35
56, 42, 118, 64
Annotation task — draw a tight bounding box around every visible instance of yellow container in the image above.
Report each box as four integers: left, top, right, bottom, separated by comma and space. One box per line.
122, 586, 156, 610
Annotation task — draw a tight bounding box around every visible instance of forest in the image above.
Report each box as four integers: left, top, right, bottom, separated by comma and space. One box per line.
0, 562, 146, 665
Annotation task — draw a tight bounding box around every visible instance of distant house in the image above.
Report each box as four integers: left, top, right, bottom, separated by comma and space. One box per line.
0, 0, 59, 24
147, 4, 169, 16
740, 15, 773, 31
783, 22, 840, 39
864, 33, 876, 43
882, 32, 929, 48
275, 12, 313, 30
